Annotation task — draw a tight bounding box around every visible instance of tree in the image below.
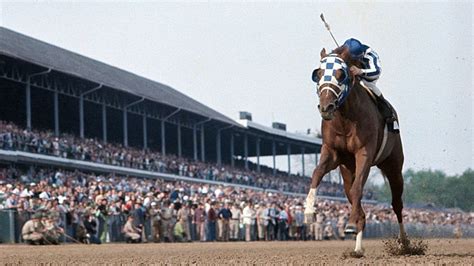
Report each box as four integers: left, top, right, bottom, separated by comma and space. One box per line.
372, 168, 473, 212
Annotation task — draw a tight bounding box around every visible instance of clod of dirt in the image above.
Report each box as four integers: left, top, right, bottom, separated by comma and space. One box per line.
383, 236, 428, 256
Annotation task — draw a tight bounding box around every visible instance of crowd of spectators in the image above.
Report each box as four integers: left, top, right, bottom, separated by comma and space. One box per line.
0, 120, 362, 197
0, 166, 471, 244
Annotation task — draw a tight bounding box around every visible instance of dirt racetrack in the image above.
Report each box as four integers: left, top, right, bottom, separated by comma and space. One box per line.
1, 239, 473, 265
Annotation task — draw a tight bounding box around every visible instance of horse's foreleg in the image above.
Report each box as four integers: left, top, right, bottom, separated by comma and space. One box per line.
305, 145, 338, 214
340, 165, 355, 204
347, 148, 373, 253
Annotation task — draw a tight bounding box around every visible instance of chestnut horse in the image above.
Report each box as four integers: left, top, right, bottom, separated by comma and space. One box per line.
305, 47, 407, 254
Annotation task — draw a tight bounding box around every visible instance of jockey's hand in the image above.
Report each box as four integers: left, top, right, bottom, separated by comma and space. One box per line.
350, 66, 363, 76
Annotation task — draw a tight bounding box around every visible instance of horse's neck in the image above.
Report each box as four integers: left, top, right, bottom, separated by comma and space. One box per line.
340, 84, 370, 121
330, 84, 379, 130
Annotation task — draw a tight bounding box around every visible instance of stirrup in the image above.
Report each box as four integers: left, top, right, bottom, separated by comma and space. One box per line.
386, 118, 400, 133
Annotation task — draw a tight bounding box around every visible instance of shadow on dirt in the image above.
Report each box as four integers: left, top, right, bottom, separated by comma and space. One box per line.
341, 249, 365, 259
429, 253, 474, 258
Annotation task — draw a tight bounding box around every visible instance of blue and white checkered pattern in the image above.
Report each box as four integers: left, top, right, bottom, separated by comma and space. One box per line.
316, 54, 351, 107
319, 55, 347, 84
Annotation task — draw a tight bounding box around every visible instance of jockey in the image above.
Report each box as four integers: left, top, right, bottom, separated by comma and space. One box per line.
343, 38, 399, 133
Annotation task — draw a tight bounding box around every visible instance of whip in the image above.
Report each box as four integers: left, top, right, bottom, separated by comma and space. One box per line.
320, 13, 340, 47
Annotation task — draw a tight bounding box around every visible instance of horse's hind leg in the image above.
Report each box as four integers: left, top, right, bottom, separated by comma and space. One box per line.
305, 145, 338, 214
378, 144, 407, 241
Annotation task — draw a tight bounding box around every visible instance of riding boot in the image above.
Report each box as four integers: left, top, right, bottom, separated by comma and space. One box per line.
376, 95, 399, 133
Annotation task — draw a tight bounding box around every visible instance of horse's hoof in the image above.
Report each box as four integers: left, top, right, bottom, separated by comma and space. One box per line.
344, 224, 357, 235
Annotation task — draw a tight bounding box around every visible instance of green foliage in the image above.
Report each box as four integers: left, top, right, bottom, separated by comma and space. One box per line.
373, 168, 473, 212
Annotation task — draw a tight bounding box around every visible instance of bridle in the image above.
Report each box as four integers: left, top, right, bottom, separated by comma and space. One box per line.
313, 54, 351, 108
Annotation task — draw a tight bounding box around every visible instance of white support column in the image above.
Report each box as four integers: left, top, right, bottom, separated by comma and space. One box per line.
193, 125, 198, 161
244, 133, 248, 170
177, 123, 182, 157
301, 147, 305, 177
123, 108, 128, 147
272, 140, 276, 175
216, 130, 222, 166
54, 91, 59, 136
26, 82, 31, 130
230, 133, 235, 168
256, 137, 261, 173
200, 124, 205, 161
287, 144, 291, 176
161, 120, 166, 155
143, 115, 148, 150
79, 95, 85, 138
102, 103, 107, 143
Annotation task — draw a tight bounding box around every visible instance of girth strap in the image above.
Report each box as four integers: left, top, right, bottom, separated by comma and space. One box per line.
374, 124, 388, 164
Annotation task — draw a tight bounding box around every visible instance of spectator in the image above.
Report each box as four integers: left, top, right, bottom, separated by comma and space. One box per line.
206, 202, 217, 241
277, 205, 289, 241
217, 202, 232, 241
177, 201, 191, 242
83, 212, 101, 244
149, 201, 161, 243
0, 163, 472, 245
229, 202, 241, 241
193, 202, 206, 242
160, 201, 173, 242
256, 204, 266, 241
0, 120, 357, 196
242, 202, 255, 241
123, 215, 141, 243
323, 222, 336, 240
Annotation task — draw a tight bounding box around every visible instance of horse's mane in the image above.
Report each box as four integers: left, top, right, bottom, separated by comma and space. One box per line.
331, 46, 362, 68
331, 46, 347, 56
329, 46, 364, 84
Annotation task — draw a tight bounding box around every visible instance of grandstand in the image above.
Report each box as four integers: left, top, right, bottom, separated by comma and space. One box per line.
0, 27, 321, 177
1, 27, 472, 248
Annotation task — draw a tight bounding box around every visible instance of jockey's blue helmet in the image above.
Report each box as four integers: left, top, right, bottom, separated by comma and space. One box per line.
343, 38, 369, 59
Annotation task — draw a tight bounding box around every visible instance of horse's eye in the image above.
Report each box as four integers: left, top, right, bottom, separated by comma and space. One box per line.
336, 70, 347, 83
312, 68, 321, 83
339, 72, 346, 82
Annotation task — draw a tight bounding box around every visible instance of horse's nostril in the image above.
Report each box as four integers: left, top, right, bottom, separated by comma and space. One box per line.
323, 103, 336, 112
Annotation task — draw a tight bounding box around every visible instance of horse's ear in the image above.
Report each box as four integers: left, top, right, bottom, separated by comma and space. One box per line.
320, 48, 328, 59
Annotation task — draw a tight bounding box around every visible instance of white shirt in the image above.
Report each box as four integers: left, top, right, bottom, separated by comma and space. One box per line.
242, 206, 255, 225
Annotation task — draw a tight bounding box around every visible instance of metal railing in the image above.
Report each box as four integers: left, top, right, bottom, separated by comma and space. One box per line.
1, 209, 471, 244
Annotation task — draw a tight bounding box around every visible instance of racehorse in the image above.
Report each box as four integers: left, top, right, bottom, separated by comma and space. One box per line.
305, 46, 407, 254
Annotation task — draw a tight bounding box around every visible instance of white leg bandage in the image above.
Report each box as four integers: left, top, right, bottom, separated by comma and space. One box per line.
354, 231, 363, 253
304, 188, 317, 214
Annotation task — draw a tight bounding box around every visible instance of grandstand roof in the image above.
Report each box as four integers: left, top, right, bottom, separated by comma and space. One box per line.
0, 27, 240, 126
238, 119, 322, 146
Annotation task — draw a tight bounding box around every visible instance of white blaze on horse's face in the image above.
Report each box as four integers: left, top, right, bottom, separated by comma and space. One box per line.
314, 54, 350, 120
